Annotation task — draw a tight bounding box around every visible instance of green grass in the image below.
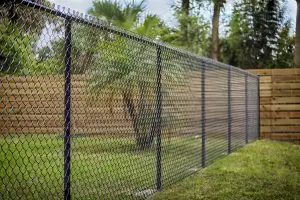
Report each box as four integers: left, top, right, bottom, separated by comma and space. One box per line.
152, 140, 300, 200
0, 134, 250, 199
0, 134, 233, 199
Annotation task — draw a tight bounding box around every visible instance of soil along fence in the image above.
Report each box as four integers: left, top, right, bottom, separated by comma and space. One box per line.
1, 1, 259, 199
249, 68, 300, 142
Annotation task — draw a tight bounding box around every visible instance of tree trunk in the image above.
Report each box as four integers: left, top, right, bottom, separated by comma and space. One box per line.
182, 0, 190, 15
137, 83, 155, 150
181, 0, 190, 46
211, 1, 221, 60
122, 90, 141, 152
295, 0, 300, 67
123, 87, 155, 152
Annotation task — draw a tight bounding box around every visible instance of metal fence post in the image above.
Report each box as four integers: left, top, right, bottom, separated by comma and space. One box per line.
227, 67, 232, 154
245, 75, 248, 144
201, 62, 206, 168
64, 18, 72, 200
155, 45, 162, 191
257, 76, 261, 139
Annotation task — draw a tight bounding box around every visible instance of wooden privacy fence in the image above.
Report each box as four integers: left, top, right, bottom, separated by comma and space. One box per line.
0, 75, 135, 136
0, 70, 252, 139
0, 74, 202, 137
249, 68, 300, 142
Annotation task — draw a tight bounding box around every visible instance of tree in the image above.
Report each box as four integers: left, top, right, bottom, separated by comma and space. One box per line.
181, 0, 190, 44
182, 0, 190, 15
184, 0, 225, 60
0, 0, 56, 75
295, 0, 300, 67
88, 0, 144, 29
163, 14, 210, 56
170, 0, 210, 55
226, 0, 288, 68
274, 21, 295, 67
87, 0, 183, 152
0, 21, 36, 75
211, 0, 226, 60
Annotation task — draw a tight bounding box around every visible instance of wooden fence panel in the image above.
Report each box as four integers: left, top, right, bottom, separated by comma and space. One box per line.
249, 68, 300, 142
0, 73, 203, 138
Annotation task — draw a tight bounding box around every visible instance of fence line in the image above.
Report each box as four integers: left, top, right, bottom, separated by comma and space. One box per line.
1, 75, 258, 137
0, 1, 259, 199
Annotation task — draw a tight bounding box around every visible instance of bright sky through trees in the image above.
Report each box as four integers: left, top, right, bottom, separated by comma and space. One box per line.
48, 0, 297, 31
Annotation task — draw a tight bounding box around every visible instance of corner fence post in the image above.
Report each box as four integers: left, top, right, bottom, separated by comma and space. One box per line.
245, 75, 248, 144
257, 76, 260, 139
155, 45, 162, 191
227, 67, 232, 154
64, 18, 72, 200
201, 63, 206, 168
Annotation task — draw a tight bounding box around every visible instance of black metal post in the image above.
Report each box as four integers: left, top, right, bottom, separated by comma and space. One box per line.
201, 63, 206, 168
257, 76, 261, 139
245, 75, 248, 144
227, 67, 232, 154
155, 45, 162, 191
64, 18, 72, 200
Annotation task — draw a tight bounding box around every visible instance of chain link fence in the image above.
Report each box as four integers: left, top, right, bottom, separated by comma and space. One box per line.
0, 0, 259, 199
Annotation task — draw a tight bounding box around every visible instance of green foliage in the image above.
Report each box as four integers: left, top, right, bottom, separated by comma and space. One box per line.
0, 0, 61, 75
1, 0, 296, 77
273, 21, 295, 67
0, 0, 55, 35
87, 1, 158, 150
0, 20, 36, 75
35, 23, 102, 75
136, 15, 171, 39
224, 0, 294, 69
0, 20, 60, 76
85, 1, 197, 150
163, 13, 210, 56
87, 0, 144, 30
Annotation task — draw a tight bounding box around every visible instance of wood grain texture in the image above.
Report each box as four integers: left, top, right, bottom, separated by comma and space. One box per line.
248, 68, 300, 142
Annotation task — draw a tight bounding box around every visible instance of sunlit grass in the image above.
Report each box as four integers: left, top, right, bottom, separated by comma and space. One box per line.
152, 140, 300, 200
0, 134, 247, 199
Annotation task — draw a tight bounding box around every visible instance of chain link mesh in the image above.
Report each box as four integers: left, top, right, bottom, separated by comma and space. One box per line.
0, 0, 259, 199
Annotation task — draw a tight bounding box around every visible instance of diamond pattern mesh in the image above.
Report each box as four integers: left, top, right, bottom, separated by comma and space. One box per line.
0, 1, 259, 199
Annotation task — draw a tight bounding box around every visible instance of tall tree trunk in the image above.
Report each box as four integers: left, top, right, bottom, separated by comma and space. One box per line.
181, 0, 190, 46
295, 0, 300, 67
182, 0, 190, 15
211, 1, 221, 60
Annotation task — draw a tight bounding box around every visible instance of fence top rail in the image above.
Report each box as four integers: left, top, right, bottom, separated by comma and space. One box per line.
13, 0, 257, 79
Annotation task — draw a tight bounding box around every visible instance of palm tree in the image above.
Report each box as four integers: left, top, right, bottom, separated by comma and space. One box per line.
88, 0, 144, 30
87, 0, 184, 152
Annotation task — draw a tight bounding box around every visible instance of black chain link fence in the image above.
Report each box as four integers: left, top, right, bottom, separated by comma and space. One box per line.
0, 0, 260, 199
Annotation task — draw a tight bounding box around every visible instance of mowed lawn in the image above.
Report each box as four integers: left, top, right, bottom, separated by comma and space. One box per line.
152, 140, 300, 200
0, 134, 236, 199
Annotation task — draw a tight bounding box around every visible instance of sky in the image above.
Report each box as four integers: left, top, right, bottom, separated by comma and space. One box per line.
48, 0, 176, 26
48, 0, 297, 31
